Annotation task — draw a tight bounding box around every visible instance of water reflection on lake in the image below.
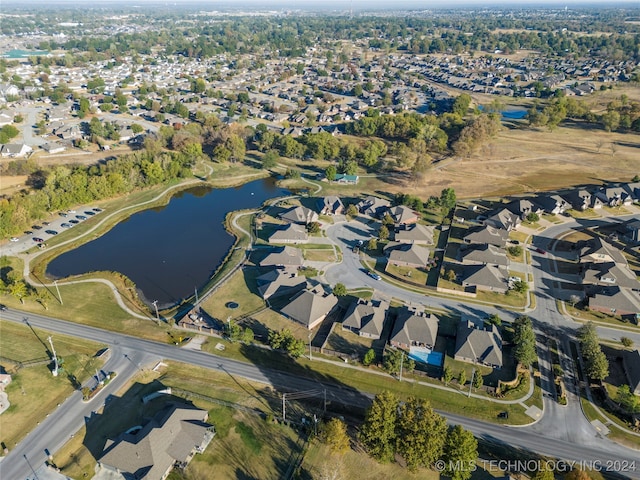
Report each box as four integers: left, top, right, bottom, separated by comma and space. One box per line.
46, 177, 288, 308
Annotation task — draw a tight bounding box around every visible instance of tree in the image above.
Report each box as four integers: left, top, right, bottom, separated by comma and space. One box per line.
307, 222, 321, 234
585, 350, 609, 381
332, 283, 347, 297
241, 327, 254, 344
512, 279, 529, 294
131, 123, 144, 134
367, 238, 378, 251
383, 348, 403, 375
396, 397, 447, 471
381, 213, 394, 226
440, 187, 457, 211
442, 365, 453, 385
621, 337, 633, 348
346, 204, 358, 218
9, 281, 28, 304
443, 425, 478, 480
526, 212, 540, 223
321, 418, 350, 454
472, 371, 483, 390
486, 314, 501, 326
513, 316, 537, 367
615, 385, 640, 413
457, 370, 467, 386
507, 245, 522, 257
325, 165, 337, 181
359, 391, 398, 462
378, 225, 389, 241
445, 269, 457, 282
531, 464, 555, 480
452, 93, 472, 116
363, 348, 376, 366
261, 149, 279, 169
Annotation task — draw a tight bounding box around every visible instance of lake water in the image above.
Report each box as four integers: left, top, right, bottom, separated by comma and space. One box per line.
46, 177, 288, 308
478, 105, 528, 120
1, 49, 50, 58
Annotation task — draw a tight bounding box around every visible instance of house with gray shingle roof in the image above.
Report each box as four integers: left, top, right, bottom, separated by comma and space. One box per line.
97, 404, 215, 480
268, 223, 309, 244
342, 298, 389, 339
317, 195, 344, 215
259, 246, 304, 267
459, 243, 508, 267
357, 195, 391, 218
256, 268, 308, 300
394, 223, 435, 245
389, 205, 420, 226
588, 287, 640, 318
463, 225, 508, 248
461, 264, 509, 293
506, 199, 541, 219
562, 189, 592, 212
390, 306, 439, 350
280, 287, 338, 330
454, 319, 503, 369
278, 206, 319, 225
384, 242, 430, 269
484, 208, 521, 232
623, 350, 640, 395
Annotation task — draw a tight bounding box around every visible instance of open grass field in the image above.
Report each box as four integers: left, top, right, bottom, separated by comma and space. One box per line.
0, 320, 105, 449
200, 267, 266, 322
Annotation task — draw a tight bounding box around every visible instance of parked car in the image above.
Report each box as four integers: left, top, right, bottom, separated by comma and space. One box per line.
84, 211, 96, 216
92, 207, 103, 212
76, 215, 87, 220
61, 223, 72, 228
536, 247, 546, 255
69, 219, 79, 224
367, 271, 382, 281
33, 237, 44, 243
10, 237, 19, 242
43, 221, 50, 226
45, 230, 58, 235
32, 225, 43, 230
0, 304, 7, 311
25, 231, 33, 235
59, 212, 68, 217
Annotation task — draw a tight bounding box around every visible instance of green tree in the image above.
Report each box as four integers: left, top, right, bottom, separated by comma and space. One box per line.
321, 418, 350, 454
443, 425, 478, 480
363, 348, 376, 366
472, 371, 483, 390
396, 397, 447, 471
261, 149, 279, 169
346, 204, 358, 218
131, 123, 144, 134
382, 213, 395, 226
513, 315, 537, 367
442, 365, 453, 385
325, 164, 337, 181
307, 222, 321, 234
452, 93, 472, 116
526, 212, 540, 223
531, 465, 555, 480
241, 327, 254, 344
586, 350, 609, 381
367, 238, 378, 251
332, 283, 347, 297
440, 187, 457, 211
486, 314, 501, 326
457, 370, 467, 386
512, 279, 529, 294
9, 281, 28, 304
359, 391, 398, 462
378, 225, 389, 241
508, 245, 523, 257
615, 385, 640, 413
621, 337, 633, 348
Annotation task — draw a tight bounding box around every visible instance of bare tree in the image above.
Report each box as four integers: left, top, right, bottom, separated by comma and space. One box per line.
595, 139, 604, 153
569, 295, 581, 307
610, 142, 618, 158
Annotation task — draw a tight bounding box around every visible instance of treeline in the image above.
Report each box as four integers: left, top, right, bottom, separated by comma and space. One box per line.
0, 151, 193, 238
577, 322, 609, 381
528, 94, 640, 132
360, 391, 477, 476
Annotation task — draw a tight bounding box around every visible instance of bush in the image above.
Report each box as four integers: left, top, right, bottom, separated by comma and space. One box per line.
363, 348, 376, 366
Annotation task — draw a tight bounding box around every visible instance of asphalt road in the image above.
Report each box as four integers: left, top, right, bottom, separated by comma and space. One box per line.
1, 309, 638, 479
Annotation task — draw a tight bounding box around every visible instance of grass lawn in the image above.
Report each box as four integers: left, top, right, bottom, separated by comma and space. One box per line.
0, 320, 105, 449
326, 326, 380, 358
303, 248, 337, 262
239, 307, 311, 342
385, 264, 429, 286
200, 268, 266, 321
602, 206, 632, 216
563, 303, 640, 331
567, 208, 600, 219
509, 231, 529, 244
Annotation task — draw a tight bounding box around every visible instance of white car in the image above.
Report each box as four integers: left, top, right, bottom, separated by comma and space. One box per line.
10, 237, 19, 242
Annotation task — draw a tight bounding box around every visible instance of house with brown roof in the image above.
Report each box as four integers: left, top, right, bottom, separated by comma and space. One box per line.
389, 205, 420, 226
506, 199, 542, 219
357, 195, 391, 218
461, 264, 509, 294
97, 404, 215, 480
463, 225, 508, 248
588, 287, 640, 318
280, 287, 338, 330
390, 307, 439, 350
454, 319, 503, 369
256, 268, 308, 300
484, 208, 521, 232
562, 189, 592, 212
342, 298, 389, 339
394, 223, 435, 245
459, 243, 508, 267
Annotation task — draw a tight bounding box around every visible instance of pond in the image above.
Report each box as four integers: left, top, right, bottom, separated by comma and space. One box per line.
46, 177, 288, 308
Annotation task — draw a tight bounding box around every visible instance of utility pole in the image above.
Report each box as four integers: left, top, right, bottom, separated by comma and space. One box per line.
152, 300, 159, 322
308, 332, 313, 360
282, 393, 286, 422
399, 351, 404, 382
48, 336, 59, 377
54, 279, 63, 305
468, 368, 475, 398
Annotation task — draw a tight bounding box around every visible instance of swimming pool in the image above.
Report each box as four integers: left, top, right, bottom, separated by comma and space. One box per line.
409, 346, 444, 366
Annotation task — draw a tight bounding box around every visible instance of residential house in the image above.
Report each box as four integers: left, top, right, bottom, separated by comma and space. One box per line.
506, 199, 542, 219
342, 298, 389, 339
588, 287, 640, 318
454, 319, 503, 369
97, 404, 215, 480
623, 350, 640, 395
259, 246, 304, 267
459, 243, 509, 267
280, 287, 338, 330
278, 206, 319, 225
390, 306, 439, 350
256, 268, 308, 300
384, 242, 430, 269
594, 186, 633, 207
623, 182, 640, 202
484, 208, 521, 232
562, 189, 592, 211
317, 196, 344, 216
0, 112, 13, 127
534, 194, 569, 215
333, 174, 359, 184
0, 143, 32, 158
579, 237, 622, 265
357, 195, 391, 218
389, 205, 420, 226
55, 124, 81, 140
461, 264, 509, 294
394, 223, 435, 245
463, 225, 508, 248
268, 224, 309, 244
622, 219, 640, 243
41, 142, 66, 154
